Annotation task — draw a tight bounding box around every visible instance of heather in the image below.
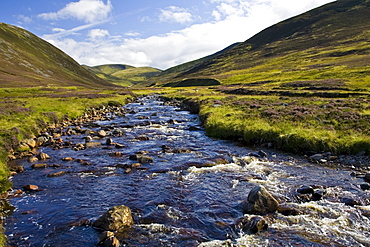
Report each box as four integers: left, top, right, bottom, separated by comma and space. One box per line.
164, 87, 370, 155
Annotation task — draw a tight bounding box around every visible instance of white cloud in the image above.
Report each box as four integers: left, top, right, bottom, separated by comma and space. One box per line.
43, 0, 334, 70
158, 6, 194, 24
38, 0, 112, 23
88, 29, 110, 39
17, 15, 32, 24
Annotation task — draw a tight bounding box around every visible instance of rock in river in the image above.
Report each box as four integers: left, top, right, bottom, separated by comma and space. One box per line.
242, 185, 279, 215
98, 231, 120, 247
23, 185, 39, 191
93, 205, 134, 232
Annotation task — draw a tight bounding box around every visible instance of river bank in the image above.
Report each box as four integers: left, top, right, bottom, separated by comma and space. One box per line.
4, 95, 370, 246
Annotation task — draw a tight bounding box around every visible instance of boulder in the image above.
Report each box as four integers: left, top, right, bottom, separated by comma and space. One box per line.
242, 185, 279, 215
93, 205, 134, 231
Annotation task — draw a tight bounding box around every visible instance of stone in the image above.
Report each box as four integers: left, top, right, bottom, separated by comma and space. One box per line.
11, 166, 25, 173
239, 216, 268, 234
98, 231, 120, 247
277, 204, 302, 216
131, 163, 142, 169
312, 189, 326, 201
23, 185, 39, 191
31, 163, 47, 169
47, 171, 66, 177
297, 185, 314, 194
138, 156, 153, 164
97, 130, 107, 138
360, 183, 370, 191
115, 143, 125, 149
7, 155, 16, 161
93, 205, 134, 231
310, 154, 324, 161
23, 139, 37, 149
37, 152, 50, 160
242, 185, 279, 215
341, 197, 360, 206
84, 136, 93, 143
28, 157, 38, 163
109, 152, 123, 157
85, 142, 102, 148
62, 157, 74, 161
106, 138, 114, 145
249, 150, 267, 158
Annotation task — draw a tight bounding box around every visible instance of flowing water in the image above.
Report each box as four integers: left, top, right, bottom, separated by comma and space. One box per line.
5, 95, 370, 246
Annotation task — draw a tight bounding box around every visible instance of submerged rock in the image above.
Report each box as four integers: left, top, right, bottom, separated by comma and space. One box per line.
297, 185, 314, 194
98, 231, 120, 247
242, 185, 279, 215
31, 163, 47, 169
93, 205, 134, 231
238, 216, 268, 234
23, 185, 39, 191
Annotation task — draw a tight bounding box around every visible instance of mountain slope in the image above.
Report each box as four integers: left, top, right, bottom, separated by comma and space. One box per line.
0, 23, 116, 88
85, 64, 161, 87
149, 42, 240, 86
157, 0, 370, 90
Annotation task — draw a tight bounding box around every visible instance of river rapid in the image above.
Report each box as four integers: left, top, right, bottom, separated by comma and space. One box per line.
5, 95, 370, 246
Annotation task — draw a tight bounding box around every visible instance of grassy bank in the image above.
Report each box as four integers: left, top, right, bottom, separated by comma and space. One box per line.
163, 87, 370, 155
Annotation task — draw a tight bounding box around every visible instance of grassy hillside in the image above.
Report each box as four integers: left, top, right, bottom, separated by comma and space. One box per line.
0, 23, 115, 89
149, 43, 240, 86
156, 0, 370, 92
85, 64, 161, 87
156, 0, 370, 155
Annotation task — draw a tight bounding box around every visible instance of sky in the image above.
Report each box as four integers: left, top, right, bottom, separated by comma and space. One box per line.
1, 0, 334, 70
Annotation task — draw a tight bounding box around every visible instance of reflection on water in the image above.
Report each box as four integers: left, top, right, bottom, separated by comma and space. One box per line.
5, 95, 370, 246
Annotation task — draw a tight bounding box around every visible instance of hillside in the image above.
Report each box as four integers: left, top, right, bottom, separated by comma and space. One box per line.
149, 42, 240, 86
156, 0, 370, 92
85, 64, 161, 87
0, 23, 116, 88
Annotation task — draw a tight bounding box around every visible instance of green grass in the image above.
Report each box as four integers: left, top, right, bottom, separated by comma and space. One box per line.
164, 87, 370, 155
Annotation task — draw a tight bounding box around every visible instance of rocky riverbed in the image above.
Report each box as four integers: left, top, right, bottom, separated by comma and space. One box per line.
4, 95, 370, 246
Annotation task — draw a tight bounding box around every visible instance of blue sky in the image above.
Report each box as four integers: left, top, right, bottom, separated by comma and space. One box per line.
1, 0, 334, 70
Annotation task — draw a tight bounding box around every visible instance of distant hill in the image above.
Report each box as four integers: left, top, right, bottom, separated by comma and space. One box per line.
0, 23, 116, 88
149, 42, 240, 86
85, 64, 162, 87
154, 0, 370, 90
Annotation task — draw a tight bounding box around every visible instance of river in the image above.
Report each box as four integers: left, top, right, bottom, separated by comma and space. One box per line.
5, 95, 370, 246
